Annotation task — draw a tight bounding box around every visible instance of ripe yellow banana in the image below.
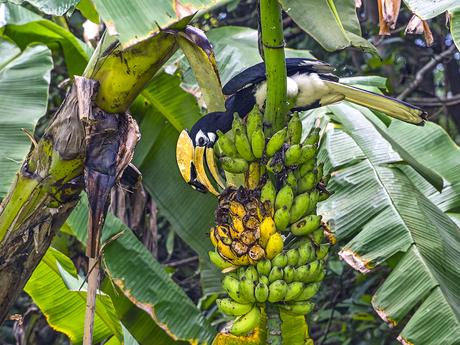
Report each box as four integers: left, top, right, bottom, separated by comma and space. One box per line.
217, 298, 253, 316
230, 305, 261, 336
259, 216, 276, 247
265, 232, 283, 259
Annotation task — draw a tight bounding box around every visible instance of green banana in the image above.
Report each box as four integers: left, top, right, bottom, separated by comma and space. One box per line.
267, 157, 284, 174
232, 113, 245, 133
294, 265, 310, 282
275, 185, 294, 210
316, 244, 330, 260
318, 191, 331, 202
256, 258, 272, 276
303, 127, 320, 146
290, 215, 322, 236
217, 298, 253, 316
243, 266, 259, 282
284, 281, 304, 301
274, 206, 290, 231
217, 130, 238, 157
235, 128, 255, 161
246, 106, 263, 139
286, 249, 299, 266
289, 193, 310, 223
271, 253, 288, 268
230, 305, 261, 336
266, 128, 287, 157
239, 277, 256, 303
294, 283, 320, 301
251, 128, 265, 159
310, 228, 325, 245
316, 163, 324, 184
285, 144, 302, 166
283, 265, 296, 283
299, 159, 315, 176
222, 275, 247, 303
268, 280, 288, 303
283, 301, 314, 315
209, 251, 234, 270
255, 282, 269, 302
298, 145, 316, 164
259, 275, 269, 285
246, 161, 260, 189
220, 157, 249, 174
260, 180, 276, 207
302, 260, 323, 283
285, 171, 298, 192
297, 242, 314, 265
287, 112, 302, 145
268, 266, 284, 282
297, 171, 317, 193
307, 190, 319, 214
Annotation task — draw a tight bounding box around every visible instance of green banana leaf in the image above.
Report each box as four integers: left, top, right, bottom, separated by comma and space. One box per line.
65, 197, 217, 344
450, 8, 460, 51
402, 0, 458, 19
1, 2, 91, 75
24, 247, 122, 344
278, 0, 377, 53
90, 0, 226, 47
0, 38, 52, 197
317, 103, 460, 344
6, 0, 80, 15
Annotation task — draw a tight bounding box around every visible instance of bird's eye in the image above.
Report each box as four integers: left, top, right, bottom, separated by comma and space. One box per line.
195, 130, 209, 146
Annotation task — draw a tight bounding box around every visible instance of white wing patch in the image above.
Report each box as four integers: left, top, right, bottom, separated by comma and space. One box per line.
254, 77, 299, 108
291, 73, 331, 107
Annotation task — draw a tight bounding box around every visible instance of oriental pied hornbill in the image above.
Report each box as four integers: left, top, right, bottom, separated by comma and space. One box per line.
176, 58, 428, 195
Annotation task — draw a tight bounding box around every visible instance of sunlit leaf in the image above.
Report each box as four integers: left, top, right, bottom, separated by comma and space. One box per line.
6, 0, 80, 15
403, 0, 458, 19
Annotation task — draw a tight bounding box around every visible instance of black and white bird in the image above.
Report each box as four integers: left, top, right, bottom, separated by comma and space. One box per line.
176, 58, 428, 193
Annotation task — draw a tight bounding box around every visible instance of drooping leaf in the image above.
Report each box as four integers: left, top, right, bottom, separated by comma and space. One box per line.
0, 38, 52, 197
450, 8, 460, 51
6, 0, 80, 16
77, 0, 100, 24
317, 103, 460, 344
1, 2, 91, 75
24, 247, 122, 344
66, 197, 217, 344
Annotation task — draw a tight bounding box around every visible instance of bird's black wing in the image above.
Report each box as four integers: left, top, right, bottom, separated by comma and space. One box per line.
222, 58, 336, 95
225, 87, 257, 117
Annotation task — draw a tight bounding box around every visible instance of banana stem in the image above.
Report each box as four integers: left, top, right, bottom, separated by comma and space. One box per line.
266, 304, 282, 344
259, 0, 287, 135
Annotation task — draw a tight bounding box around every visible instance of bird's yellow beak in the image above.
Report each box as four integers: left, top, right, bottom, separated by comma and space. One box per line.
194, 146, 220, 196
176, 130, 195, 186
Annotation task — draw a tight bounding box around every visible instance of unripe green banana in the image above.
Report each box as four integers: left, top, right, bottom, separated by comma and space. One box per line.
283, 265, 296, 283
251, 128, 265, 159
294, 265, 310, 282
318, 191, 331, 202
268, 280, 288, 303
222, 275, 247, 303
268, 266, 284, 282
286, 249, 299, 266
287, 112, 302, 145
290, 215, 322, 236
217, 130, 238, 157
266, 156, 284, 174
297, 171, 317, 193
274, 206, 290, 231
297, 242, 314, 265
239, 277, 256, 303
272, 253, 288, 268
209, 251, 234, 270
299, 159, 315, 176
256, 258, 272, 277
246, 106, 263, 139
260, 180, 276, 207
285, 171, 298, 192
255, 282, 269, 302
285, 144, 302, 166
316, 244, 330, 260
303, 260, 323, 283
266, 128, 287, 157
316, 163, 324, 184
307, 190, 319, 214
310, 228, 325, 245
217, 298, 253, 316
298, 145, 316, 164
232, 113, 245, 133
235, 128, 255, 161
275, 185, 294, 210
284, 281, 304, 301
294, 283, 321, 301
230, 305, 261, 336
244, 266, 259, 282
220, 157, 249, 174
259, 275, 269, 285
289, 193, 310, 223
303, 127, 320, 146
323, 173, 331, 185
283, 301, 314, 315
313, 270, 326, 283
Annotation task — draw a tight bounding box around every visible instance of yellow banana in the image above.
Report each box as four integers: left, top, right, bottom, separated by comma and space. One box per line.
229, 201, 246, 219
265, 232, 283, 259
248, 244, 265, 263
246, 161, 260, 189
259, 217, 276, 247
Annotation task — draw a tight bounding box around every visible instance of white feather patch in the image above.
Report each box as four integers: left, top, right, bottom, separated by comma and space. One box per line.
254, 78, 299, 108
291, 73, 330, 107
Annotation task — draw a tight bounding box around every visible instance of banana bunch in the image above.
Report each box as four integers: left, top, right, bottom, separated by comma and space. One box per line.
210, 187, 283, 266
